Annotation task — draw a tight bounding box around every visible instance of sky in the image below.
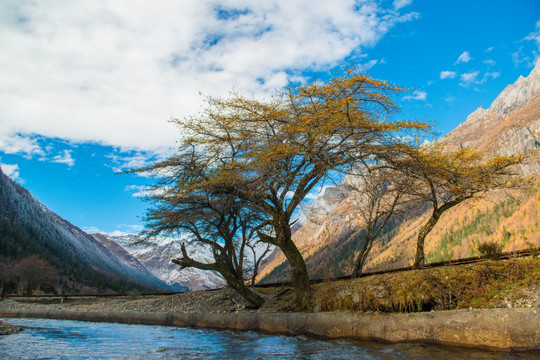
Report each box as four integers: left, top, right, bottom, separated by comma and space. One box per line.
0, 0, 539, 235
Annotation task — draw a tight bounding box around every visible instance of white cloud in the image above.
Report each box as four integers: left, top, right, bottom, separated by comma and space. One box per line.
444, 95, 455, 104
484, 71, 500, 80
483, 59, 496, 66
0, 134, 83, 167
457, 70, 498, 87
0, 1, 418, 152
125, 184, 155, 198
304, 185, 330, 201
82, 226, 102, 234
107, 150, 168, 175
459, 71, 479, 86
51, 149, 75, 167
361, 59, 380, 71
440, 70, 456, 79
525, 20, 540, 50
403, 90, 427, 101
118, 224, 144, 234
512, 48, 531, 67
393, 0, 412, 10
83, 225, 143, 236
484, 47, 494, 52
0, 134, 45, 158
455, 51, 472, 64
478, 71, 500, 84
512, 21, 540, 68
0, 162, 22, 182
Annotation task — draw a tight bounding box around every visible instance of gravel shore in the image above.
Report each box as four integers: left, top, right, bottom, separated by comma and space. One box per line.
0, 287, 287, 315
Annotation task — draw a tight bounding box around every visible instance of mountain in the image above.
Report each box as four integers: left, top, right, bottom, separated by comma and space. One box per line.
444, 60, 540, 173
99, 233, 224, 291
0, 167, 171, 293
258, 60, 540, 283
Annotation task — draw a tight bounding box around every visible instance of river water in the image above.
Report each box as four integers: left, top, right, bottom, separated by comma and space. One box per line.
1, 317, 538, 359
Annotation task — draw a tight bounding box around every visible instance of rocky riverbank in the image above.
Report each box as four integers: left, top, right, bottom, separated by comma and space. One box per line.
1, 258, 538, 350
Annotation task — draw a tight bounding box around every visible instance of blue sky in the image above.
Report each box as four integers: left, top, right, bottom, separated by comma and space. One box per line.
1, 0, 539, 235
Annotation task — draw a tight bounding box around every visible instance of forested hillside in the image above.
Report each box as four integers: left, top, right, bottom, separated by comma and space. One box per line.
0, 167, 169, 295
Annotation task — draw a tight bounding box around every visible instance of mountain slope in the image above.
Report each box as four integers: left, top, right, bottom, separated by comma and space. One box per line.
258, 60, 540, 283
0, 168, 170, 292
444, 60, 540, 173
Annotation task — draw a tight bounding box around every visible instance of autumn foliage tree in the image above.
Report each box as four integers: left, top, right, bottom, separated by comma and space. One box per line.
395, 145, 522, 269
136, 146, 271, 308
141, 69, 428, 309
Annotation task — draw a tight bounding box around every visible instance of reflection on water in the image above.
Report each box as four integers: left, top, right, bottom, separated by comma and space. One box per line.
1, 317, 539, 359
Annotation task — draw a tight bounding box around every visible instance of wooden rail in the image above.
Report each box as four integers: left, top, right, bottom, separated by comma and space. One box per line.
253, 249, 534, 288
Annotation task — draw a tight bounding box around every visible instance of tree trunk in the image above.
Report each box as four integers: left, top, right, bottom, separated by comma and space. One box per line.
351, 234, 373, 278
174, 256, 265, 309
413, 211, 441, 269
223, 273, 265, 309
413, 196, 468, 270
279, 236, 312, 310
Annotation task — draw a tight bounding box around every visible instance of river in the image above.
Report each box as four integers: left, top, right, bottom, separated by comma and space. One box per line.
1, 318, 538, 359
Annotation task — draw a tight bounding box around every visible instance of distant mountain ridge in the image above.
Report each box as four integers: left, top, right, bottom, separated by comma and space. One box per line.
444, 59, 540, 173
0, 167, 170, 293
258, 60, 540, 283
98, 233, 224, 291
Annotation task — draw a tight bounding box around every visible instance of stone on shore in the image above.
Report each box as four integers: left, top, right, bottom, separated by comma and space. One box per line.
0, 320, 22, 335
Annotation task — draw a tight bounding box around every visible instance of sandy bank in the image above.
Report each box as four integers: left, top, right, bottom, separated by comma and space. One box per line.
1, 307, 538, 351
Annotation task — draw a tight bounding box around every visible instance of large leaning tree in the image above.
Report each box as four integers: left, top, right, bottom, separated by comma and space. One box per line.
134, 146, 271, 308
394, 145, 523, 269
140, 69, 428, 309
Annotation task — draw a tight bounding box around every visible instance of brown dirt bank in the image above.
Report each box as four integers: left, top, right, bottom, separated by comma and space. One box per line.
0, 307, 538, 351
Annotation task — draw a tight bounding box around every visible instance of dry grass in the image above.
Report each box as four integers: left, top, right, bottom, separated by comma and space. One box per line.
311, 257, 540, 313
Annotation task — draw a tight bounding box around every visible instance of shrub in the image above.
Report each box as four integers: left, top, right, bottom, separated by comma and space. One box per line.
478, 241, 503, 260
127, 289, 141, 300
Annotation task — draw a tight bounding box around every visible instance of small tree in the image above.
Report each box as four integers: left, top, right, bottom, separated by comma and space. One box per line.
14, 255, 58, 295
344, 164, 409, 277
396, 145, 522, 269
245, 240, 273, 286
478, 241, 503, 260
